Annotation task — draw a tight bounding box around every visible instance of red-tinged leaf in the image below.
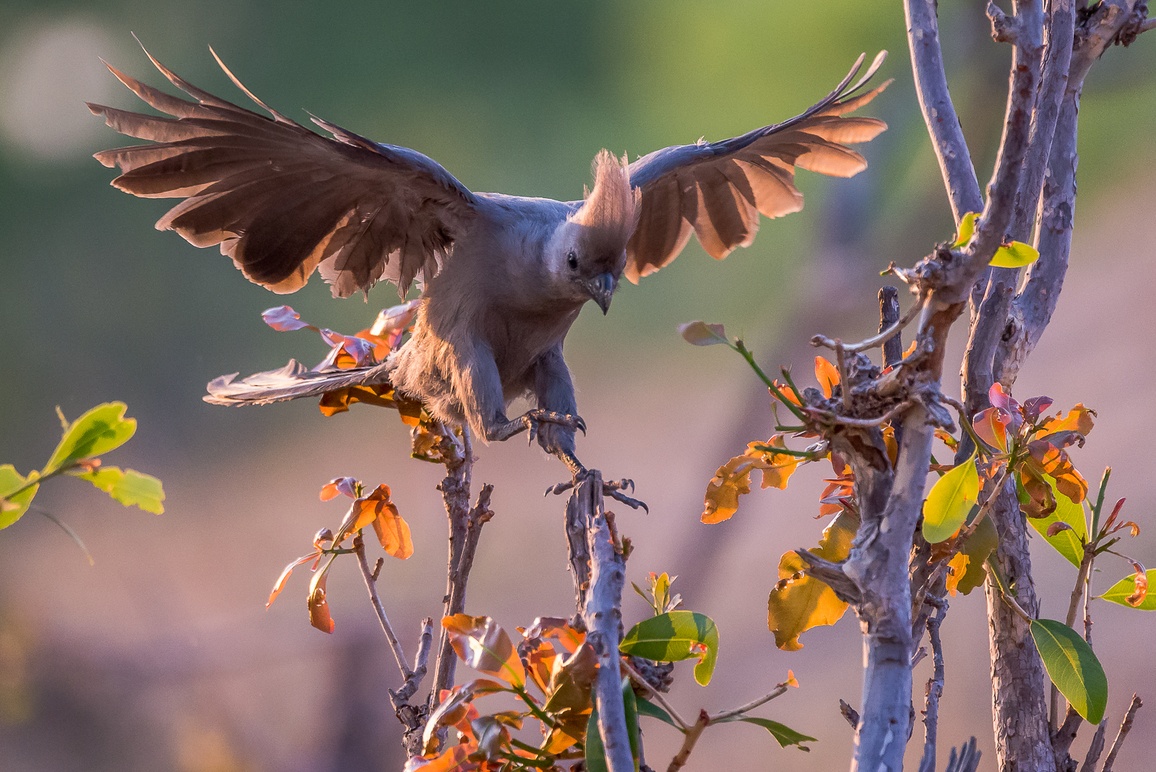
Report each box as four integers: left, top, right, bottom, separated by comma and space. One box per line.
1099, 569, 1156, 610
262, 305, 315, 332
266, 553, 320, 608
1047, 522, 1073, 537
1027, 442, 1088, 503
989, 382, 1016, 413
1126, 563, 1149, 606
1022, 396, 1054, 422
972, 407, 1011, 453
320, 476, 359, 501
442, 615, 526, 687
814, 356, 839, 398
1037, 403, 1095, 438
1103, 497, 1127, 531
308, 570, 334, 634
678, 320, 729, 346
522, 617, 585, 654
542, 642, 598, 715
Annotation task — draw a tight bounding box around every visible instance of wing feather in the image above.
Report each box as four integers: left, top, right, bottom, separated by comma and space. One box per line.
625, 53, 890, 282
91, 44, 477, 298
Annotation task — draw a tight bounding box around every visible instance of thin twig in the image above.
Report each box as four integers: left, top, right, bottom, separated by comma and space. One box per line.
1079, 721, 1107, 771
1102, 695, 1143, 772
805, 399, 918, 429
709, 683, 790, 723
667, 710, 710, 772
429, 425, 474, 707
353, 533, 413, 681
811, 295, 925, 355
394, 618, 434, 703
918, 597, 947, 772
1054, 540, 1095, 727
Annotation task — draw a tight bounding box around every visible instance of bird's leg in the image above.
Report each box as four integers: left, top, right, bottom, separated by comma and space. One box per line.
485, 409, 587, 444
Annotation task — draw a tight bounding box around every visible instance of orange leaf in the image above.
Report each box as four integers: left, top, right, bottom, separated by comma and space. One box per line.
1037, 403, 1095, 438
814, 356, 839, 398
702, 454, 757, 524
308, 570, 335, 634
266, 553, 318, 608
320, 476, 358, 501
750, 437, 802, 490
442, 615, 526, 687
973, 407, 1010, 452
357, 485, 414, 559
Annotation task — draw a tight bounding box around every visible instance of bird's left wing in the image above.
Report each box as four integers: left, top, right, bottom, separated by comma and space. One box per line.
89, 44, 478, 298
625, 52, 890, 283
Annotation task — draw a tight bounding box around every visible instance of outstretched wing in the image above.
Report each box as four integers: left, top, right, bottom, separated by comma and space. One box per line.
625, 52, 891, 283
89, 43, 478, 298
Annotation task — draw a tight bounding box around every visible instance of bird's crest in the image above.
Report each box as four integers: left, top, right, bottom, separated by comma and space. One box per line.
569, 150, 639, 254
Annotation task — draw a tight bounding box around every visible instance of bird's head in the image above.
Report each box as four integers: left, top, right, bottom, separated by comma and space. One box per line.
547, 150, 638, 314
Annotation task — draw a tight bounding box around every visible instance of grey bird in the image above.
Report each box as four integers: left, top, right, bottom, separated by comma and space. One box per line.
89, 47, 889, 475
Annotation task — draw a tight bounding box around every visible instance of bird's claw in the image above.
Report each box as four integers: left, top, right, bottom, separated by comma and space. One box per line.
523, 409, 587, 437
544, 473, 647, 512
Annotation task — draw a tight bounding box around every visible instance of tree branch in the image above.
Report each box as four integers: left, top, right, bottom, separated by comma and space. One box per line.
903, 0, 984, 220
1101, 695, 1143, 772
917, 597, 947, 772
570, 470, 634, 772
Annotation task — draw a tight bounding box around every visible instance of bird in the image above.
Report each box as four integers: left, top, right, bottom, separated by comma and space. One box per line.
89, 45, 889, 476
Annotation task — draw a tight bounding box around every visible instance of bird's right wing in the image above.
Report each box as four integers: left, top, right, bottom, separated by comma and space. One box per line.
89, 44, 478, 298
624, 52, 890, 282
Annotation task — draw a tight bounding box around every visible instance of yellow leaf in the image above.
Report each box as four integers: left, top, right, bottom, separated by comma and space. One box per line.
989, 241, 1040, 268
952, 212, 979, 248
922, 452, 980, 543
767, 510, 857, 650
702, 455, 757, 524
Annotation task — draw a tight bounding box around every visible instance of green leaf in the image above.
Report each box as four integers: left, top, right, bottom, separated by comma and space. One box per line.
585, 705, 608, 772
619, 611, 719, 686
678, 321, 729, 346
1030, 618, 1107, 724
1099, 569, 1156, 610
716, 715, 816, 750
71, 466, 166, 514
44, 403, 137, 475
921, 452, 979, 543
1027, 477, 1087, 567
0, 465, 40, 529
990, 241, 1040, 268
635, 697, 677, 728
952, 212, 979, 248
622, 678, 640, 769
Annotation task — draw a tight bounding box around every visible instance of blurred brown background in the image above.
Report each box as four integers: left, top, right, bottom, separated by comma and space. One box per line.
1, 1, 1154, 769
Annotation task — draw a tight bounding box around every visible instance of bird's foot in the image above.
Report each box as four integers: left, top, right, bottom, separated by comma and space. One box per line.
544, 474, 648, 512
519, 409, 587, 446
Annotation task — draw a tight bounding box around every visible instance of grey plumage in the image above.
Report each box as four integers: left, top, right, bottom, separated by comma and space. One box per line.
90, 45, 889, 474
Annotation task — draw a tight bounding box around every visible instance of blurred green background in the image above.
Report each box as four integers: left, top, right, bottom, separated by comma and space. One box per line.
1, 2, 1154, 770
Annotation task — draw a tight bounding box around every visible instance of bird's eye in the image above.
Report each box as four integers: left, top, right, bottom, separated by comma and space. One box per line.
566, 250, 579, 271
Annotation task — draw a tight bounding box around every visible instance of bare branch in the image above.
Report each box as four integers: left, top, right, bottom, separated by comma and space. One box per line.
811, 293, 924, 355
667, 710, 710, 772
795, 548, 861, 604
903, 0, 984, 220
1079, 721, 1107, 771
918, 597, 948, 772
709, 683, 790, 723
353, 533, 413, 682
879, 286, 904, 368
1102, 695, 1143, 772
570, 470, 634, 772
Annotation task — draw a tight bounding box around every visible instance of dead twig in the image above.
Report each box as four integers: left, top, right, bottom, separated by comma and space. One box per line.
917, 597, 947, 772
1101, 695, 1143, 772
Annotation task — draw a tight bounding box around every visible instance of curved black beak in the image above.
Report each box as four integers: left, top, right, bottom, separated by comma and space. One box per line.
585, 272, 617, 314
